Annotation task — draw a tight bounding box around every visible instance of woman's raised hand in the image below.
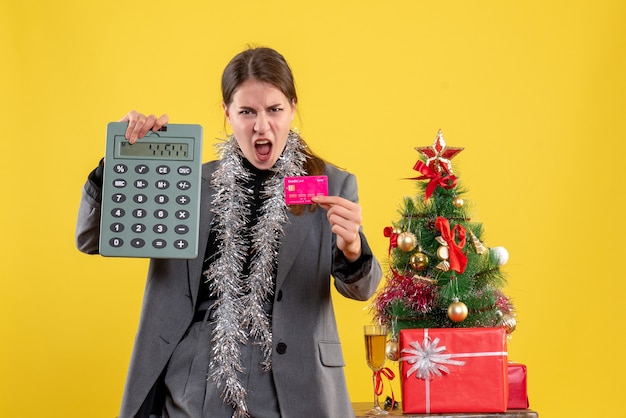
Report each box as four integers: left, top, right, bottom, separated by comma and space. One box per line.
119, 110, 169, 143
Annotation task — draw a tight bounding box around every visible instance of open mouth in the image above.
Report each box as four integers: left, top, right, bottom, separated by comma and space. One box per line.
255, 140, 272, 161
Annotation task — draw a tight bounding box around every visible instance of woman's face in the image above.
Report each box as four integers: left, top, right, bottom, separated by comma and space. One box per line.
224, 79, 295, 170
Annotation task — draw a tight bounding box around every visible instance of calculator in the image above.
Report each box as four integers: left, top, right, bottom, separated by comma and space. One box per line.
99, 122, 203, 259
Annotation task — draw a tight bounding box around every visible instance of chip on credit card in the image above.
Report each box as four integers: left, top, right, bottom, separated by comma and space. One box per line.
284, 176, 328, 205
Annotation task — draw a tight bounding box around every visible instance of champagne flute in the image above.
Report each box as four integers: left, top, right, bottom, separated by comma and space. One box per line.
363, 324, 389, 415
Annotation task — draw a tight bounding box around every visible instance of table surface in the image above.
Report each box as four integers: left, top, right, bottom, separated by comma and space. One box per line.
352, 403, 539, 418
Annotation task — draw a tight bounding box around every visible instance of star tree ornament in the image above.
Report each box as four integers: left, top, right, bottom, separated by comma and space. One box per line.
411, 130, 464, 200
415, 129, 464, 175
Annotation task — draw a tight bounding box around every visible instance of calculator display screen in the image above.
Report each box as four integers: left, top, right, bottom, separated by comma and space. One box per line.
118, 141, 191, 160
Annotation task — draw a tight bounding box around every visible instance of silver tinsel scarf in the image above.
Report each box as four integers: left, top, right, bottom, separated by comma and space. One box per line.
204, 131, 306, 417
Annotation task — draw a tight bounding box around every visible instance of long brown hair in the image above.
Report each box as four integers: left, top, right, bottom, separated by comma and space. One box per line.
222, 46, 326, 214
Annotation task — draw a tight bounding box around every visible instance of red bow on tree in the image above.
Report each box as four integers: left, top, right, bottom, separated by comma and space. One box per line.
383, 226, 399, 255
411, 160, 457, 200
435, 216, 468, 274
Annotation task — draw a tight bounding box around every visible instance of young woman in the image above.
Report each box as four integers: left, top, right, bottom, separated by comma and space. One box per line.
76, 47, 382, 418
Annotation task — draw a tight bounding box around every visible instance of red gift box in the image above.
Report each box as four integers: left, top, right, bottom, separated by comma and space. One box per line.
399, 327, 508, 414
508, 362, 529, 409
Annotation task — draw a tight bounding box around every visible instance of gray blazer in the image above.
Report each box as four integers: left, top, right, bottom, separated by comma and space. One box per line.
76, 160, 382, 418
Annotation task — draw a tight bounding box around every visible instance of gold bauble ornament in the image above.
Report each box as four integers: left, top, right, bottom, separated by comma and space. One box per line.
452, 197, 464, 207
501, 314, 517, 334
386, 338, 399, 361
447, 299, 468, 322
410, 252, 429, 271
397, 232, 417, 252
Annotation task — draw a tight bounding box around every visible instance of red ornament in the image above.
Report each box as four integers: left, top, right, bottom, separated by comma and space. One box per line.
383, 226, 399, 255
435, 216, 468, 274
411, 160, 457, 200
415, 130, 464, 175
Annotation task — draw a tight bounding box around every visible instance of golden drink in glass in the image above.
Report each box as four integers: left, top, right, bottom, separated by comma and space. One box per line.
363, 325, 389, 416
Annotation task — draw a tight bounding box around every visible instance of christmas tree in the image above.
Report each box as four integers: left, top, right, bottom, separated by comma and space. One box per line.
373, 130, 516, 350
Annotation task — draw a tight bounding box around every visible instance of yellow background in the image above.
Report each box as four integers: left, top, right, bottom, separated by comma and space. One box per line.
2, 1, 624, 417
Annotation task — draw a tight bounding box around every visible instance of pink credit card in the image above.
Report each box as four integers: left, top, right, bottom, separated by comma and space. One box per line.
284, 176, 328, 205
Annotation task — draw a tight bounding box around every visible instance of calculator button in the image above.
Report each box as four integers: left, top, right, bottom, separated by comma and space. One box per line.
175, 210, 190, 220
152, 239, 167, 249
177, 180, 192, 190
178, 166, 192, 175
134, 179, 149, 189
113, 179, 127, 188
156, 165, 170, 175
112, 193, 126, 203
132, 223, 147, 233
114, 164, 128, 174
156, 180, 170, 190
155, 194, 169, 204
131, 238, 146, 248
154, 209, 169, 219
133, 194, 148, 204
153, 224, 168, 234
109, 237, 124, 248
110, 223, 125, 232
176, 195, 190, 205
133, 208, 147, 218
174, 225, 189, 234
174, 239, 189, 249
135, 164, 149, 174
111, 208, 126, 218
